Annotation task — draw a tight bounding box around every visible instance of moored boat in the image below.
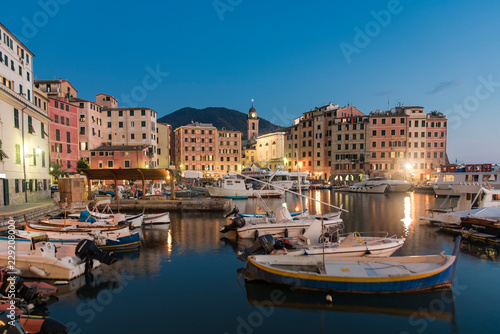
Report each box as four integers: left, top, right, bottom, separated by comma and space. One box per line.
348, 184, 387, 194
244, 237, 461, 293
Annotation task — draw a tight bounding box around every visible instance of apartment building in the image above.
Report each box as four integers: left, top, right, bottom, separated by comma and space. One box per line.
98, 107, 158, 168
156, 122, 173, 168
174, 122, 241, 177
0, 22, 51, 206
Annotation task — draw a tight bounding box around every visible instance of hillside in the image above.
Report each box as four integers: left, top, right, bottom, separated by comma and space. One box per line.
157, 107, 279, 140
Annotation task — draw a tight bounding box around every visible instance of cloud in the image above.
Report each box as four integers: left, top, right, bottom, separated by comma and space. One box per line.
427, 79, 462, 95
373, 90, 395, 96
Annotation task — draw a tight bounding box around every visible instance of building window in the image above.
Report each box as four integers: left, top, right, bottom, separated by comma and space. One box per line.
80, 127, 85, 135
141, 110, 146, 116
107, 122, 111, 128
14, 108, 19, 128
141, 121, 146, 127
131, 133, 135, 140
130, 110, 134, 116
142, 133, 146, 139
119, 122, 123, 128
118, 110, 123, 117
108, 161, 114, 168
56, 129, 60, 141
125, 161, 130, 168
66, 132, 71, 143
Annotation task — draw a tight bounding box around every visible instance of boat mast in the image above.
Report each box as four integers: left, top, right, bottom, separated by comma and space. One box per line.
296, 150, 303, 216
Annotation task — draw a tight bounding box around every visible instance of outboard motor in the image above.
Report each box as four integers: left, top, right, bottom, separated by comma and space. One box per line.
220, 217, 246, 233
75, 239, 117, 273
238, 235, 276, 261
0, 275, 43, 305
223, 206, 240, 218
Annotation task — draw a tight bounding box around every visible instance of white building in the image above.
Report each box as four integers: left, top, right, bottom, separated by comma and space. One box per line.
0, 22, 51, 206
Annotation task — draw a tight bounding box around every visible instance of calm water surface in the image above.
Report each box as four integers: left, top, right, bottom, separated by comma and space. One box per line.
47, 191, 500, 333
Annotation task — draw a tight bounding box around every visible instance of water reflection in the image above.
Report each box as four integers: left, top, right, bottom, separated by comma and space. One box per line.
401, 195, 413, 236
460, 241, 500, 261
244, 279, 457, 322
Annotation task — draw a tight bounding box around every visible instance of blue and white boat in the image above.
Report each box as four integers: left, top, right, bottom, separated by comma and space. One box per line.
244, 237, 461, 294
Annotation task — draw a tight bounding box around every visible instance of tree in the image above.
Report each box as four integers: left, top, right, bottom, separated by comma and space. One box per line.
49, 162, 66, 183
77, 159, 89, 169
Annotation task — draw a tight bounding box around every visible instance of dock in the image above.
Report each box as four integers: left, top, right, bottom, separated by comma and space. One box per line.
108, 198, 232, 212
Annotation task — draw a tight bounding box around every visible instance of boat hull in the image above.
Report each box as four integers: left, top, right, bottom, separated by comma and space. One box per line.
207, 186, 283, 198
245, 254, 458, 294
237, 218, 342, 239
348, 184, 387, 194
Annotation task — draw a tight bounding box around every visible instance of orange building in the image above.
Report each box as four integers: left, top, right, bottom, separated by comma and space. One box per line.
174, 122, 241, 177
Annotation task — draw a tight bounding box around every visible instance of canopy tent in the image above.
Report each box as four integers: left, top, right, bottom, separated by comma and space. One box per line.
78, 168, 176, 200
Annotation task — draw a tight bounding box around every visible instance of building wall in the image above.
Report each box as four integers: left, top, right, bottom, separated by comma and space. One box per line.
74, 99, 104, 162
0, 86, 51, 205
255, 132, 286, 169
48, 97, 79, 173
218, 130, 241, 174
0, 23, 34, 103
96, 93, 118, 108
90, 149, 148, 169
156, 122, 172, 168
34, 79, 77, 100
101, 108, 158, 168
174, 123, 241, 177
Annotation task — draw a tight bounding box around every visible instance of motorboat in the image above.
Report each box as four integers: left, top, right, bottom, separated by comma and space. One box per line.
243, 237, 461, 294
290, 172, 310, 191
242, 162, 294, 190
239, 219, 405, 259
350, 177, 412, 193
431, 163, 500, 196
348, 184, 387, 193
420, 186, 500, 228
220, 206, 343, 239
207, 176, 284, 199
0, 233, 116, 280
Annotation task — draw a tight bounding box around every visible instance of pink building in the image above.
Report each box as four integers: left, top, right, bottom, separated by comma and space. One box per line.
89, 144, 151, 169
47, 97, 79, 173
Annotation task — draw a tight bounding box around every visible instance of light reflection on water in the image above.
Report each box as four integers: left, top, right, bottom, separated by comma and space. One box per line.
401, 195, 413, 236
46, 191, 500, 334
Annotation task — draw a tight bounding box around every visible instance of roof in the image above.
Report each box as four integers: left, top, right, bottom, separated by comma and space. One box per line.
96, 93, 117, 100
102, 107, 155, 112
79, 168, 171, 181
90, 144, 151, 152
69, 97, 91, 103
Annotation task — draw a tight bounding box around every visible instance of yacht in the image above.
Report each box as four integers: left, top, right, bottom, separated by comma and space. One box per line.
207, 176, 284, 199
431, 163, 500, 196
241, 162, 293, 190
352, 177, 412, 193
290, 172, 310, 190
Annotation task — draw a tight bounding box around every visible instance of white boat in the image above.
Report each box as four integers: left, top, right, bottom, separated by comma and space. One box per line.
420, 186, 500, 227
431, 163, 500, 196
207, 177, 284, 199
240, 219, 405, 259
143, 212, 171, 226
355, 177, 412, 193
0, 233, 101, 280
281, 220, 405, 257
242, 162, 294, 190
221, 206, 343, 239
290, 172, 310, 190
348, 184, 387, 193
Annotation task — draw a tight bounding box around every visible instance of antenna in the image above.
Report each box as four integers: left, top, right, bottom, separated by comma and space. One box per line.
388, 97, 390, 109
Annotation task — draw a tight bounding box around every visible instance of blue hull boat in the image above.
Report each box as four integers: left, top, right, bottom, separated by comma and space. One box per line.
245, 237, 461, 294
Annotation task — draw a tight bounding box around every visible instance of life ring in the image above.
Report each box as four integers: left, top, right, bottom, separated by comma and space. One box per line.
155, 190, 161, 195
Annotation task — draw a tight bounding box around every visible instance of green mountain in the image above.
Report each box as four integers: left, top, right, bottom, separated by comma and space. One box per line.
157, 107, 280, 140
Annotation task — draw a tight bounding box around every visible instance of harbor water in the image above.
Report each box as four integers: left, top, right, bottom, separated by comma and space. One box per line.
46, 191, 499, 333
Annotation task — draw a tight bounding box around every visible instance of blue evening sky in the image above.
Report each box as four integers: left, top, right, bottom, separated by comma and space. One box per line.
3, 0, 499, 163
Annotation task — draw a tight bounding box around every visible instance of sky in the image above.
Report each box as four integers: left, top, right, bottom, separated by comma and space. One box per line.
2, 0, 500, 163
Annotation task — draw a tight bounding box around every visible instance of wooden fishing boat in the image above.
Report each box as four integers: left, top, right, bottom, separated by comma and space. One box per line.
143, 212, 170, 226
244, 237, 461, 293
